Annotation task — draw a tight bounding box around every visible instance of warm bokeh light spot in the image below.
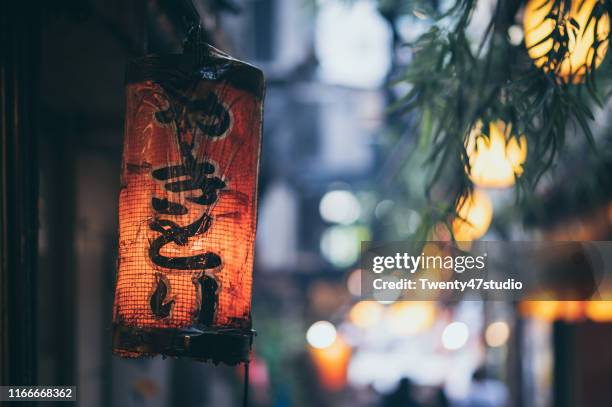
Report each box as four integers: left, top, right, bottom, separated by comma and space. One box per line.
386, 301, 436, 336
585, 300, 612, 322
485, 321, 511, 347
520, 300, 588, 321
309, 336, 352, 391
466, 120, 527, 188
349, 301, 384, 328
452, 189, 493, 241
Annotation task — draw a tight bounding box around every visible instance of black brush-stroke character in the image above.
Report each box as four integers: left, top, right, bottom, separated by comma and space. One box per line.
148, 87, 231, 324
150, 275, 175, 320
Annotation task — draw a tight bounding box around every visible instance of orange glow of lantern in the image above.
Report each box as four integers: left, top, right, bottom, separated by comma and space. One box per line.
112, 47, 264, 364
466, 120, 527, 188
585, 301, 612, 322
520, 301, 586, 321
523, 0, 610, 83
452, 189, 493, 241
522, 300, 612, 322
520, 300, 559, 322
309, 336, 352, 392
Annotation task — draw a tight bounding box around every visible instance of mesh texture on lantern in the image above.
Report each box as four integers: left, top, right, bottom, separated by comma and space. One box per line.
113, 55, 264, 334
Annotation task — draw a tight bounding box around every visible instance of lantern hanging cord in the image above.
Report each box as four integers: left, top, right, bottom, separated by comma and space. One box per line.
242, 361, 250, 407
184, 24, 210, 64
179, 0, 211, 64
242, 330, 255, 407
177, 0, 202, 33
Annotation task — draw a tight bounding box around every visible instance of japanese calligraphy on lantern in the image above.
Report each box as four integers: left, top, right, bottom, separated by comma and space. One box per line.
112, 50, 264, 361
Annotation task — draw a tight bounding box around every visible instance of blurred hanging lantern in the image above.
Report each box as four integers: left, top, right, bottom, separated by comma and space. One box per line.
523, 0, 610, 83
308, 336, 352, 391
452, 189, 493, 241
466, 120, 527, 188
112, 30, 265, 365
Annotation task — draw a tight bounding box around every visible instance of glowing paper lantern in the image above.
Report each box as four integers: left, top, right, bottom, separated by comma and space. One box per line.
112, 46, 265, 364
452, 189, 493, 241
524, 0, 610, 83
466, 120, 527, 188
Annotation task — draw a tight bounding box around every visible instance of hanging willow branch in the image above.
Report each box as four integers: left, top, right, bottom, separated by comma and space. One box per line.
386, 0, 612, 236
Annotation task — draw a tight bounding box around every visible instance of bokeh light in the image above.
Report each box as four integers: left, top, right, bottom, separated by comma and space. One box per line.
346, 269, 362, 297
309, 335, 352, 391
585, 301, 612, 322
349, 301, 384, 328
307, 321, 338, 349
466, 120, 527, 188
485, 321, 511, 348
507, 25, 524, 46
452, 189, 493, 241
523, 0, 610, 83
320, 225, 369, 267
315, 0, 393, 88
442, 321, 469, 350
386, 301, 436, 336
319, 190, 361, 224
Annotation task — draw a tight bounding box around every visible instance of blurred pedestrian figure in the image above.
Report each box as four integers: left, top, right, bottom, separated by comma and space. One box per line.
432, 386, 450, 407
382, 377, 420, 407
454, 366, 508, 407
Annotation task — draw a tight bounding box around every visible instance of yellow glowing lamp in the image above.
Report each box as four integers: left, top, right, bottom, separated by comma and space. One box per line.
523, 0, 610, 83
452, 189, 493, 241
466, 121, 527, 188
